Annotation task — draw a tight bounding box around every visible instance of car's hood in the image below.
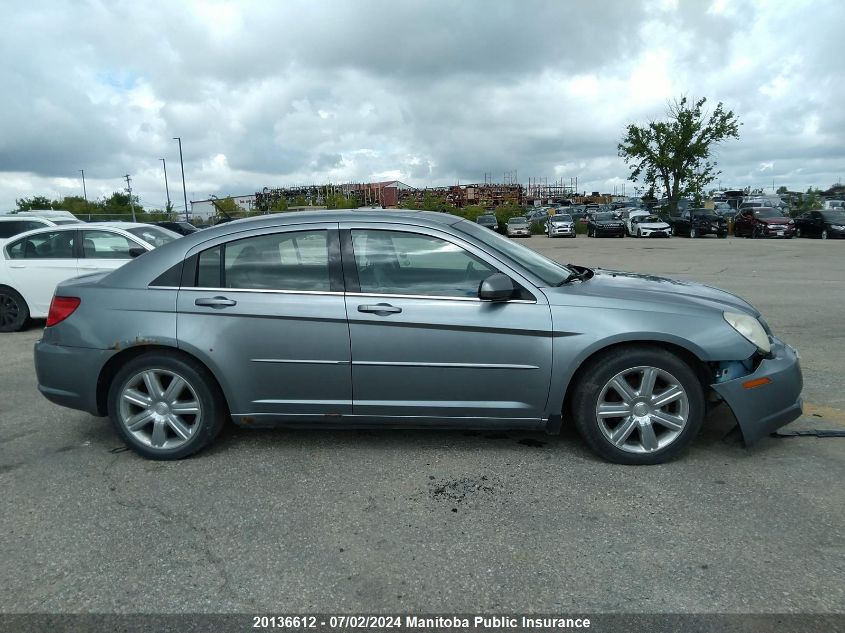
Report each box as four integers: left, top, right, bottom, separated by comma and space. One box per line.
545, 268, 758, 317
637, 222, 670, 229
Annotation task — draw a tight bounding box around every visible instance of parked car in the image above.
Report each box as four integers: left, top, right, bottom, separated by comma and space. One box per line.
0, 214, 83, 240
10, 210, 83, 225
624, 210, 651, 235
629, 214, 672, 238
733, 207, 795, 239
0, 223, 178, 332
526, 209, 551, 224
669, 209, 728, 238
506, 216, 531, 237
587, 212, 626, 238
154, 221, 199, 236
545, 213, 575, 238
794, 210, 845, 239
33, 210, 803, 464
476, 214, 498, 231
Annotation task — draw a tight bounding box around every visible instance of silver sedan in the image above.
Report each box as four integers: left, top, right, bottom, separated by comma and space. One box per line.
34, 210, 803, 464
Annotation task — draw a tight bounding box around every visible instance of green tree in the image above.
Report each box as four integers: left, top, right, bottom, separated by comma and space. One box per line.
269, 197, 289, 212
325, 192, 359, 209
212, 196, 243, 219
618, 96, 741, 215
776, 186, 788, 195
15, 195, 54, 211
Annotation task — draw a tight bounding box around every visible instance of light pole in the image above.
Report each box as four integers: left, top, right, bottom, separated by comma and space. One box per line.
160, 158, 171, 214
173, 137, 189, 222
79, 169, 88, 204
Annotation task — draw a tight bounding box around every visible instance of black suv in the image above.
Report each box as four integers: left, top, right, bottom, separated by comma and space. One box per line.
669, 209, 728, 238
587, 212, 626, 238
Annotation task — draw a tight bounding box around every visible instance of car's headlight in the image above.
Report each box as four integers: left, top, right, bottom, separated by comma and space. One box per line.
723, 311, 771, 353
832, 225, 845, 230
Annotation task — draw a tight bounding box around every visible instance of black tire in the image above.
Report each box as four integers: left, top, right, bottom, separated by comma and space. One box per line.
718, 233, 727, 239
107, 351, 228, 460
0, 287, 29, 333
571, 346, 705, 465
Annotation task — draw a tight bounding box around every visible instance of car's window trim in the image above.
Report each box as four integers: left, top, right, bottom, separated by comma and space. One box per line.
174, 225, 343, 293
339, 224, 538, 303
80, 228, 146, 260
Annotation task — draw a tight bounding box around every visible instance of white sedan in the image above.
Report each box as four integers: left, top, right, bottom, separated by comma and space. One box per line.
0, 222, 178, 332
630, 214, 672, 238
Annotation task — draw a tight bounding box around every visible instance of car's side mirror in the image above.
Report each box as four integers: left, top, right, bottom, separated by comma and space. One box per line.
478, 273, 516, 302
129, 247, 146, 258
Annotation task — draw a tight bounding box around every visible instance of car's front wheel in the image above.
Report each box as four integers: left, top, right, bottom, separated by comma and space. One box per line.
0, 287, 29, 333
571, 346, 704, 465
108, 352, 228, 460
822, 229, 829, 240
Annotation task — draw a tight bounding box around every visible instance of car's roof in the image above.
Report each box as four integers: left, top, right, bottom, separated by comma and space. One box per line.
0, 215, 53, 222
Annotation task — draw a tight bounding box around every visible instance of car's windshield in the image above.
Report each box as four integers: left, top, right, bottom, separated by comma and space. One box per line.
639, 215, 660, 223
508, 217, 527, 224
753, 208, 781, 219
822, 211, 845, 222
595, 213, 614, 221
478, 215, 496, 222
551, 214, 572, 222
125, 226, 179, 247
455, 220, 572, 286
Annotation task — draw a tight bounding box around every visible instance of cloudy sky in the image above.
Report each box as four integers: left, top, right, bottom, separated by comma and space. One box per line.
0, 0, 843, 212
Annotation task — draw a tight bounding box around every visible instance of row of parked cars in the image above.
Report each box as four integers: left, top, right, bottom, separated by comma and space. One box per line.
0, 211, 194, 332
479, 203, 845, 241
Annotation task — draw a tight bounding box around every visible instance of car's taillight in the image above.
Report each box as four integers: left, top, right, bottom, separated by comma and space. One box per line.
46, 296, 81, 327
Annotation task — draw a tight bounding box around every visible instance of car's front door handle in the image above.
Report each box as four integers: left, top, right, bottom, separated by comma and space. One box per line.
195, 296, 237, 308
358, 303, 402, 315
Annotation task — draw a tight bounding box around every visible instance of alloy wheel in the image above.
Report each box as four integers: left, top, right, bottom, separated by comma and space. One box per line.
0, 293, 21, 329
822, 229, 828, 240
595, 365, 689, 454
118, 369, 202, 450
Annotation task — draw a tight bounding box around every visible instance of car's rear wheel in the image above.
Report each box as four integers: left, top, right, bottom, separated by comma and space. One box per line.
108, 352, 227, 460
822, 229, 829, 240
0, 287, 29, 333
571, 346, 704, 465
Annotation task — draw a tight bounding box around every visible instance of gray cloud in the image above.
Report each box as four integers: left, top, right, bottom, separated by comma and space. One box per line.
1, 0, 843, 211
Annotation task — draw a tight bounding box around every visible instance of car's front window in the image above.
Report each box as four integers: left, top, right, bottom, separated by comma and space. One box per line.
754, 208, 781, 218
82, 230, 138, 259
351, 230, 497, 298
595, 213, 614, 221
553, 215, 572, 222
126, 226, 179, 247
822, 211, 845, 223
508, 218, 527, 225
455, 220, 572, 286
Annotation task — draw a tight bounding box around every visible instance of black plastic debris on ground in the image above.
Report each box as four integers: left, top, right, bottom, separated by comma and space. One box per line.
772, 429, 845, 438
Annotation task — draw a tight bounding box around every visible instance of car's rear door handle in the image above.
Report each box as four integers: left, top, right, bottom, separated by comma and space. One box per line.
195, 296, 237, 308
358, 303, 402, 315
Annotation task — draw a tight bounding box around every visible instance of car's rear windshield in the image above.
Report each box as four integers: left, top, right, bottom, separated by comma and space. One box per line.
822, 211, 845, 222
126, 226, 179, 247
595, 213, 614, 220
455, 220, 571, 286
753, 208, 781, 218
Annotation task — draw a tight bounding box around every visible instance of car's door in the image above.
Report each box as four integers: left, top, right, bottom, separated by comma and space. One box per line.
176, 224, 352, 421
808, 211, 824, 237
3, 230, 78, 316
340, 223, 553, 425
78, 229, 146, 274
